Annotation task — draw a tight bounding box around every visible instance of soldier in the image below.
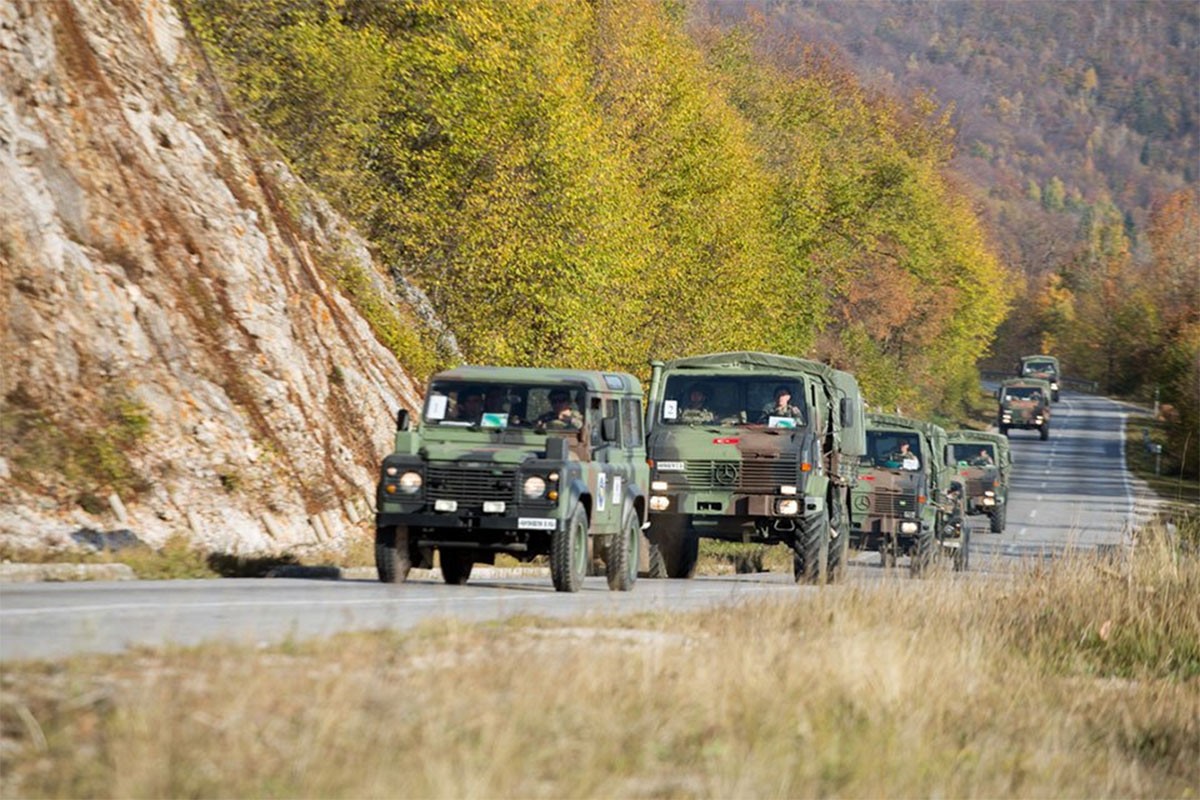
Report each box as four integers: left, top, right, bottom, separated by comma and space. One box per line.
896, 441, 920, 471
760, 385, 804, 423
455, 389, 484, 421
535, 389, 583, 430
971, 447, 994, 467
678, 384, 715, 424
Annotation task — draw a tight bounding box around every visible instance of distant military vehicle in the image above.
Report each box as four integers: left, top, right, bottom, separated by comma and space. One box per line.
946, 431, 1012, 533
374, 367, 649, 592
1019, 354, 1061, 402
998, 377, 1052, 440
644, 351, 865, 584
850, 413, 969, 574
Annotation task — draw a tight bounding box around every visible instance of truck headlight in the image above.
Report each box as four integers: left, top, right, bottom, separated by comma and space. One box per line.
522, 476, 547, 498
900, 521, 919, 534
776, 498, 799, 515
398, 471, 423, 494
650, 496, 670, 511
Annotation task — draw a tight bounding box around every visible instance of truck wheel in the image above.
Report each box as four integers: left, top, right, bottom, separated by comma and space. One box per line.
439, 549, 474, 585
909, 525, 935, 577
551, 506, 589, 592
989, 504, 1006, 533
826, 494, 849, 582
605, 510, 639, 591
375, 525, 413, 584
649, 514, 698, 579
794, 507, 828, 584
645, 542, 667, 578
954, 526, 971, 572
1040, 423, 1050, 441
666, 530, 699, 579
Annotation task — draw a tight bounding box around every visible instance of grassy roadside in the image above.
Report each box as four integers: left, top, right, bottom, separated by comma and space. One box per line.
1125, 413, 1200, 516
2, 524, 1196, 799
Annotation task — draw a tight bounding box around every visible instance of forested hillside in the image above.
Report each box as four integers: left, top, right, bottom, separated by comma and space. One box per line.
183, 0, 1010, 418
701, 0, 1198, 475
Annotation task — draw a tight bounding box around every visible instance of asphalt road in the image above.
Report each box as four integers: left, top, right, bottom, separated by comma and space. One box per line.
0, 391, 1145, 663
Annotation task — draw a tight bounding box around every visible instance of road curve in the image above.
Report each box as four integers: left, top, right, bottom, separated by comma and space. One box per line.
0, 390, 1148, 662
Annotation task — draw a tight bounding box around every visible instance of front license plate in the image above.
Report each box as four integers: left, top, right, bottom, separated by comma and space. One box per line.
518, 518, 556, 531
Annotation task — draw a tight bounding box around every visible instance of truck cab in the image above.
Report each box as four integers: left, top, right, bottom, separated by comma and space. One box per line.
1019, 355, 1061, 402
375, 366, 649, 592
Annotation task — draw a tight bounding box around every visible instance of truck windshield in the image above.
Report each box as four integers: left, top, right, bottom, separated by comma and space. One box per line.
866, 431, 923, 469
1003, 386, 1043, 402
425, 381, 586, 432
1023, 361, 1056, 376
951, 443, 995, 466
660, 374, 808, 427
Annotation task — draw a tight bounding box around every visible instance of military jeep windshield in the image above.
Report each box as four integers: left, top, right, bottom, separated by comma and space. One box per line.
1002, 386, 1044, 402
659, 374, 808, 427
866, 430, 923, 469
424, 380, 586, 432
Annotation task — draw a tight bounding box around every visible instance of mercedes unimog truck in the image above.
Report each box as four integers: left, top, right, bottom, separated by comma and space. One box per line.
1019, 354, 1061, 402
643, 352, 865, 584
946, 430, 1012, 533
374, 366, 649, 593
849, 413, 969, 574
997, 377, 1053, 440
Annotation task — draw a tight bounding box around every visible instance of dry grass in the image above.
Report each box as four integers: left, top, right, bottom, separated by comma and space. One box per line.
2, 530, 1198, 799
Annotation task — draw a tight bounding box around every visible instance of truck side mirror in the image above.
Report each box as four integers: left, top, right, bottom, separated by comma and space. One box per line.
395, 409, 410, 432
839, 397, 856, 426
545, 436, 569, 461
601, 416, 620, 443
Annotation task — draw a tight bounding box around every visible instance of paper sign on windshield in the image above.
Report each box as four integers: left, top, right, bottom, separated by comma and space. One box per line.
481, 412, 508, 428
768, 416, 797, 429
663, 400, 678, 420
427, 395, 448, 420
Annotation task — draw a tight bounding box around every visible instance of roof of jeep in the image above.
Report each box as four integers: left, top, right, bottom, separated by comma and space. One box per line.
429, 365, 643, 395
866, 412, 947, 440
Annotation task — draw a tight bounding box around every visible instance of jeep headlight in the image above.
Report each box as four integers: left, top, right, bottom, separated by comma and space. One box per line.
523, 475, 547, 498
398, 471, 423, 494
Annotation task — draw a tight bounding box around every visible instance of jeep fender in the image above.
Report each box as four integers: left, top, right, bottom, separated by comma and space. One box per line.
564, 478, 591, 528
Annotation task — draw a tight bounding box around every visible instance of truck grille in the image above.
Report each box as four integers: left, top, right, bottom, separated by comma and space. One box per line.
426, 465, 518, 508
965, 478, 991, 497
873, 490, 919, 517
669, 457, 799, 493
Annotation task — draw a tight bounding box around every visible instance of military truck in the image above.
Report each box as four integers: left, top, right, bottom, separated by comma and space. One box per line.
997, 377, 1052, 440
644, 352, 865, 583
374, 366, 649, 592
946, 431, 1012, 533
1019, 354, 1061, 402
850, 413, 969, 574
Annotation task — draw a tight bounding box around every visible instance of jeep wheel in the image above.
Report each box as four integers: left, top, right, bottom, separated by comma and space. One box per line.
989, 504, 1006, 533
375, 525, 413, 584
551, 506, 589, 592
953, 525, 971, 572
909, 525, 935, 578
439, 549, 474, 585
606, 510, 639, 591
794, 506, 829, 584
1039, 423, 1050, 441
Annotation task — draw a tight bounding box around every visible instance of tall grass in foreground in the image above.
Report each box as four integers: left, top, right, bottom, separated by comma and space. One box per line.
2, 527, 1197, 798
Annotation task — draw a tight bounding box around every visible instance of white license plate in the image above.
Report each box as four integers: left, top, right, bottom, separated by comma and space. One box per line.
518, 518, 556, 531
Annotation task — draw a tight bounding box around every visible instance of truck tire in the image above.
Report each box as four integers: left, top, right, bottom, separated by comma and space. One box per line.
953, 526, 971, 572
439, 549, 474, 585
909, 525, 935, 577
645, 542, 668, 578
1040, 423, 1050, 441
551, 505, 589, 593
794, 507, 828, 584
648, 514, 698, 579
375, 525, 413, 584
605, 510, 639, 591
665, 530, 699, 579
989, 504, 1006, 533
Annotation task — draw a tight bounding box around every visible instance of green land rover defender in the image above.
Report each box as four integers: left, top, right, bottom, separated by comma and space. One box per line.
998, 377, 1053, 440
849, 413, 969, 574
374, 366, 649, 592
947, 430, 1012, 534
644, 351, 865, 583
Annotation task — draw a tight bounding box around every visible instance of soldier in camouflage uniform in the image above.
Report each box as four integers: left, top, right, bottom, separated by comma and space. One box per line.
535, 389, 584, 430
760, 385, 804, 423
678, 384, 715, 424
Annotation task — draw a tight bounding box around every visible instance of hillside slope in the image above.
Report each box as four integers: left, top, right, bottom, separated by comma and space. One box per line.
0, 0, 426, 552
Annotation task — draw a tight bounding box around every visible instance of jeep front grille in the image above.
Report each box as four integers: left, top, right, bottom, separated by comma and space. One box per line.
667, 457, 800, 493
426, 465, 518, 508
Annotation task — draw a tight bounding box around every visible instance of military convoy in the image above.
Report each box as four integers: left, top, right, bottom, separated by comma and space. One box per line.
947, 431, 1012, 533
997, 377, 1052, 439
374, 351, 1031, 586
373, 366, 649, 592
1019, 355, 1061, 402
849, 413, 969, 573
641, 352, 865, 583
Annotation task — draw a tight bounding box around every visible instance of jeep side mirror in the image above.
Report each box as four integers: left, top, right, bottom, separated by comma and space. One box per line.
601, 416, 620, 443
545, 436, 569, 461
395, 409, 410, 432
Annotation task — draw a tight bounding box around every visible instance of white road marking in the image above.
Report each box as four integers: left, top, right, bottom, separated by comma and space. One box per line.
1029, 509, 1038, 519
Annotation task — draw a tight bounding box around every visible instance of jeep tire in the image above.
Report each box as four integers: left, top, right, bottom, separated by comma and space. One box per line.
375, 525, 414, 584
606, 509, 639, 591
989, 504, 1006, 533
439, 549, 474, 585
552, 505, 589, 592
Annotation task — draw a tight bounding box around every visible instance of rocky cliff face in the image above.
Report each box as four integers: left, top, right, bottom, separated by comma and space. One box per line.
0, 0, 428, 553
